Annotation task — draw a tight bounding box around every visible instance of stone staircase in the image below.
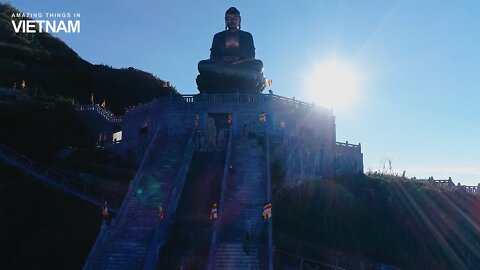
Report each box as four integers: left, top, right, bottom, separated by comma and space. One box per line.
0, 144, 124, 212
83, 135, 190, 270
212, 136, 268, 269
159, 150, 226, 269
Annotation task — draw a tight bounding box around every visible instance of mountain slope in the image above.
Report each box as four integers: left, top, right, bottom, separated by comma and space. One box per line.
272, 172, 480, 269
0, 3, 177, 114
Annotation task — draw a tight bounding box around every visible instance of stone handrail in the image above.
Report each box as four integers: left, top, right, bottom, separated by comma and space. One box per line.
435, 180, 453, 183
369, 175, 480, 192
108, 123, 167, 228
123, 93, 189, 114
120, 92, 317, 110
336, 141, 361, 149
0, 87, 22, 96
182, 93, 270, 104
269, 94, 317, 108
265, 129, 274, 270
462, 185, 479, 195
207, 126, 234, 270
112, 93, 324, 116
180, 93, 317, 108
82, 122, 165, 270
124, 98, 168, 114
142, 133, 196, 270
0, 144, 122, 212
75, 104, 122, 123
82, 181, 140, 269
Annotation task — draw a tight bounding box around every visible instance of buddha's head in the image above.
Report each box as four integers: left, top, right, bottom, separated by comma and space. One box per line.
225, 7, 241, 31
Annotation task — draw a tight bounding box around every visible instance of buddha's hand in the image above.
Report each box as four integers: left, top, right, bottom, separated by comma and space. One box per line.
223, 56, 240, 62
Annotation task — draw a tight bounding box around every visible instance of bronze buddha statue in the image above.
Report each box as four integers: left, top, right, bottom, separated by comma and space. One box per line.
197, 7, 265, 93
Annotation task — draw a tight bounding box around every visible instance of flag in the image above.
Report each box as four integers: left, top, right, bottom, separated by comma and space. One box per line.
159, 204, 164, 220
265, 79, 272, 87
21, 80, 26, 89
263, 201, 272, 219
100, 100, 106, 109
259, 112, 266, 123
210, 203, 218, 220
102, 200, 109, 217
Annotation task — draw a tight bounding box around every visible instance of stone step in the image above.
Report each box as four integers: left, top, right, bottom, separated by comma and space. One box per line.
215, 255, 260, 260
100, 245, 148, 253
215, 254, 260, 260
215, 258, 260, 263
232, 183, 264, 186
214, 256, 260, 261
211, 137, 268, 269
88, 136, 190, 269
214, 261, 260, 267
235, 180, 264, 184
216, 247, 259, 252
214, 261, 261, 266
214, 263, 261, 268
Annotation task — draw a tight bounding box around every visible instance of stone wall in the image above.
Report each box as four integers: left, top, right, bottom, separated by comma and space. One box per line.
78, 93, 363, 178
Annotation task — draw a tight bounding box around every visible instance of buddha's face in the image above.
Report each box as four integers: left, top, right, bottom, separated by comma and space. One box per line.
225, 14, 240, 30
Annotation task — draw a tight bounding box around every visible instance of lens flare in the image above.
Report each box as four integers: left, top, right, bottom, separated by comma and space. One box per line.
304, 59, 361, 109
135, 174, 165, 208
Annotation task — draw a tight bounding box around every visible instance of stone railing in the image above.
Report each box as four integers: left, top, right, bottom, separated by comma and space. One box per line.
431, 179, 456, 188
336, 141, 361, 149
124, 97, 169, 114
82, 122, 167, 270
0, 87, 20, 96
265, 130, 274, 270
0, 144, 122, 212
143, 133, 196, 270
180, 93, 316, 109
117, 93, 322, 116
207, 126, 234, 270
386, 177, 480, 195
182, 93, 270, 104
0, 87, 32, 99
462, 185, 479, 195
75, 104, 122, 123
120, 93, 316, 109
269, 94, 317, 109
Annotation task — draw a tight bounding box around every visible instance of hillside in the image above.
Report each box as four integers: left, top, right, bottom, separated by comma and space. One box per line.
271, 169, 480, 269
0, 3, 177, 114
0, 162, 101, 269
0, 95, 131, 270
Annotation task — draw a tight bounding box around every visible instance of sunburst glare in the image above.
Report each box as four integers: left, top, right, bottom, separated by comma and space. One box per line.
303, 58, 361, 109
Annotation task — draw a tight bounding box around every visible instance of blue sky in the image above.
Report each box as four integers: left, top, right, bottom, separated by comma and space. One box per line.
9, 0, 480, 185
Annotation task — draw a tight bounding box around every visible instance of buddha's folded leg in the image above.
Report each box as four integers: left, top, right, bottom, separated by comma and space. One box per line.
198, 60, 223, 75
236, 59, 264, 73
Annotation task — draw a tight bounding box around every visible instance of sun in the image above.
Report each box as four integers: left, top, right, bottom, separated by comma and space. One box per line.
304, 59, 361, 109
